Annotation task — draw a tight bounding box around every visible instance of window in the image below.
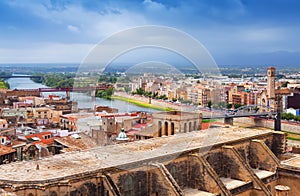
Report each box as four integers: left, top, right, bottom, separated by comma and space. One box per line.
123, 175, 133, 196
50, 191, 57, 196
170, 166, 176, 180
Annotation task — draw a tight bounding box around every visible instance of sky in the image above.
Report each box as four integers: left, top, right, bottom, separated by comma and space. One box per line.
0, 0, 300, 65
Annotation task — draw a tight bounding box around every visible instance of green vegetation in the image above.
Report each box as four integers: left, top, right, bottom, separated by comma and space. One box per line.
96, 87, 114, 99
234, 103, 242, 109
98, 74, 117, 83
208, 101, 212, 109
226, 103, 233, 109
202, 119, 220, 123
281, 112, 300, 122
281, 81, 290, 87
0, 79, 10, 89
287, 137, 300, 142
211, 102, 226, 109
0, 71, 12, 77
132, 88, 168, 100
32, 73, 75, 88
283, 130, 300, 142
0, 72, 11, 89
112, 95, 174, 111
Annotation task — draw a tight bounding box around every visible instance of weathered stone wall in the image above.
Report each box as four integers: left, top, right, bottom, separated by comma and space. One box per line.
278, 173, 300, 196
0, 131, 292, 196
206, 134, 276, 176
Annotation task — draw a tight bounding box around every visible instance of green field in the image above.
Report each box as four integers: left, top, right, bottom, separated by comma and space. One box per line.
284, 131, 300, 141
111, 95, 174, 111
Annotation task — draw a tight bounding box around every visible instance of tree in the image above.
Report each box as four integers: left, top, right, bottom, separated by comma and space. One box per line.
234, 103, 242, 109
152, 92, 159, 99
208, 101, 212, 109
135, 88, 144, 95
281, 81, 290, 88
218, 102, 226, 109
96, 87, 114, 99
124, 86, 131, 93
226, 103, 232, 109
281, 112, 295, 120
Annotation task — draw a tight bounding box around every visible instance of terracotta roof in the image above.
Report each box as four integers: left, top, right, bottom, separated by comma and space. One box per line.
275, 88, 291, 95
132, 123, 147, 129
54, 134, 98, 151
0, 145, 16, 156
25, 132, 54, 145
10, 140, 26, 147
25, 132, 52, 139
32, 138, 55, 145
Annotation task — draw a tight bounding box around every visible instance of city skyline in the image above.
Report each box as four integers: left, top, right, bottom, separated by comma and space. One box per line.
0, 0, 300, 65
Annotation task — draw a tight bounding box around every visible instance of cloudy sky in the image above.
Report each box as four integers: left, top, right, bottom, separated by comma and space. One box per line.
0, 0, 300, 65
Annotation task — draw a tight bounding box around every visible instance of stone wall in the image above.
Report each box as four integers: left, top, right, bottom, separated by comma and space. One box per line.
0, 131, 294, 196
235, 117, 300, 134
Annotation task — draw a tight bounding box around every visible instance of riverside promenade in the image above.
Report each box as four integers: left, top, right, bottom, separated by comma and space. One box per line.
114, 92, 194, 111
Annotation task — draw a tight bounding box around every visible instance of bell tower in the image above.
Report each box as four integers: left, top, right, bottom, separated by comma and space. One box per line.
267, 67, 276, 99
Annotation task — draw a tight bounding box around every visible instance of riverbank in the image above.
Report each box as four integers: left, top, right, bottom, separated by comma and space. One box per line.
112, 95, 174, 111
113, 92, 203, 112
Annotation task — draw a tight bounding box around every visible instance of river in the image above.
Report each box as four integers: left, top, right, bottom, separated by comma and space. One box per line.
6, 75, 159, 113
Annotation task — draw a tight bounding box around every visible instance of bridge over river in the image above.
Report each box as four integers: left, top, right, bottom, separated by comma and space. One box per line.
11, 84, 113, 99
0, 75, 42, 79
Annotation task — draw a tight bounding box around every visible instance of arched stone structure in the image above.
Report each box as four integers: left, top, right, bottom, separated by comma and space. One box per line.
164, 122, 168, 136
171, 122, 175, 135
152, 111, 202, 137
22, 144, 39, 161
158, 121, 162, 137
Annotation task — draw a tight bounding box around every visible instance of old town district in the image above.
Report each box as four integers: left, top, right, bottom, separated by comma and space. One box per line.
1, 67, 300, 195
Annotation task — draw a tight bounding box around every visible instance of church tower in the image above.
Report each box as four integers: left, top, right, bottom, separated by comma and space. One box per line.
267, 67, 276, 99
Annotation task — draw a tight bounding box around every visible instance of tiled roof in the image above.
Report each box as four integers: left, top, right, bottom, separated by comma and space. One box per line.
0, 145, 16, 156
25, 132, 52, 139
54, 134, 98, 151
25, 132, 54, 145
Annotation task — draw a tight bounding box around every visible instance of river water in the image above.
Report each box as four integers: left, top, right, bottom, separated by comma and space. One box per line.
6, 75, 159, 113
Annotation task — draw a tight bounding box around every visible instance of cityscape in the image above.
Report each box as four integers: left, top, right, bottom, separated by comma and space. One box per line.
1, 0, 300, 196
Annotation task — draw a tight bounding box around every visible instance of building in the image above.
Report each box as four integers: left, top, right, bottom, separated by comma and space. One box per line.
45, 97, 76, 114
152, 111, 202, 137
1, 108, 27, 124
0, 145, 16, 165
0, 119, 8, 130
54, 133, 98, 153
95, 105, 118, 113
59, 113, 94, 132
1, 127, 299, 195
